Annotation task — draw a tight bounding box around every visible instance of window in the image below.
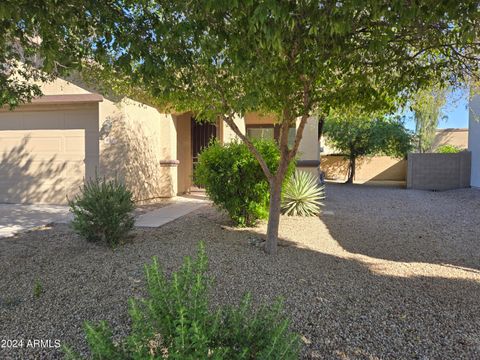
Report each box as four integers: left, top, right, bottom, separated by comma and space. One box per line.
246, 127, 275, 140
246, 125, 296, 147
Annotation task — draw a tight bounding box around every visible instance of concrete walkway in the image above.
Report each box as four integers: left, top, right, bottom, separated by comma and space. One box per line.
0, 204, 72, 238
0, 195, 209, 238
135, 196, 210, 227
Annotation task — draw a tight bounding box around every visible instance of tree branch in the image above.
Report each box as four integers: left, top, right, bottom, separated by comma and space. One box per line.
288, 79, 312, 161
222, 113, 274, 182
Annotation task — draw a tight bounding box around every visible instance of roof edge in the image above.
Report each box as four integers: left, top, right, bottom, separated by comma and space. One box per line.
29, 94, 103, 105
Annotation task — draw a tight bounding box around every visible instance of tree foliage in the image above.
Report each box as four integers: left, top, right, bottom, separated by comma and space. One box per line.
89, 0, 480, 253
323, 112, 413, 183
436, 144, 462, 153
3, 1, 480, 253
410, 86, 448, 153
0, 1, 121, 108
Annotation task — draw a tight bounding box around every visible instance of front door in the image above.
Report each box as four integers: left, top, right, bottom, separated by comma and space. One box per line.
191, 118, 216, 185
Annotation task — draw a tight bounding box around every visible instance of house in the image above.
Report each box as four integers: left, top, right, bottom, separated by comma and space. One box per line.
0, 77, 319, 204
469, 92, 480, 188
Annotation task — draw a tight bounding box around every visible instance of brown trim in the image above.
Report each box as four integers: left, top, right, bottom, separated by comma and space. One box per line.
297, 160, 320, 167
245, 124, 274, 128
159, 160, 180, 167
29, 94, 103, 105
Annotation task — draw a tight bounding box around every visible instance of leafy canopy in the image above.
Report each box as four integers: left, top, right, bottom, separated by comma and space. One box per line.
0, 1, 123, 108
323, 111, 413, 159
93, 0, 480, 121
436, 144, 462, 154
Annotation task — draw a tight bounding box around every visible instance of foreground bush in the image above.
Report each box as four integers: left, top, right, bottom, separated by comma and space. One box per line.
65, 243, 300, 359
195, 139, 293, 226
282, 170, 325, 217
69, 176, 135, 247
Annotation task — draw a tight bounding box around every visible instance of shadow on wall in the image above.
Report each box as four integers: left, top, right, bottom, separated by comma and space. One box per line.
365, 160, 407, 184
0, 137, 79, 204
431, 130, 468, 151
321, 155, 406, 182
321, 155, 350, 181
100, 115, 174, 203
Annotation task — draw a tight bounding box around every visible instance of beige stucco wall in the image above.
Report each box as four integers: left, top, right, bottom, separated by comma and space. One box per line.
99, 98, 178, 201
244, 112, 278, 125
297, 116, 319, 161
321, 155, 407, 182
39, 78, 179, 202
222, 114, 245, 143
175, 113, 192, 194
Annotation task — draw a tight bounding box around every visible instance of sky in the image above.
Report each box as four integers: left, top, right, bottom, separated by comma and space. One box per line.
402, 88, 469, 131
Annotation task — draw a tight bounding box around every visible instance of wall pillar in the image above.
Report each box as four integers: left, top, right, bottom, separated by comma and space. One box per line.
469, 93, 480, 188
296, 116, 320, 179
221, 114, 245, 143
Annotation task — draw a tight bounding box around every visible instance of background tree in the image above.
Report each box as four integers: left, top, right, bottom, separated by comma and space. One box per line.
4, 1, 480, 254
410, 86, 448, 153
323, 113, 412, 183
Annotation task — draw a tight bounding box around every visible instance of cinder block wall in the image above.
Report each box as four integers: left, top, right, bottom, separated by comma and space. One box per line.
407, 152, 471, 190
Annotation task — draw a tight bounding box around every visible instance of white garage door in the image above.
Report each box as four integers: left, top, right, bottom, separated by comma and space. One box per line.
0, 106, 99, 204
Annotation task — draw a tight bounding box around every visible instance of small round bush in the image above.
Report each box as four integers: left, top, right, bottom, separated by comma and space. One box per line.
436, 144, 462, 154
69, 176, 135, 247
194, 139, 293, 226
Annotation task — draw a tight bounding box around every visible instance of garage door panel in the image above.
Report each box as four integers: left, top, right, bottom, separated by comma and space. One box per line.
23, 111, 65, 129
0, 112, 23, 129
65, 135, 85, 154
0, 108, 98, 204
65, 109, 98, 130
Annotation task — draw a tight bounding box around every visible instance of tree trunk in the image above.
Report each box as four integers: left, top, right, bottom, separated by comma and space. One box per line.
265, 176, 283, 255
346, 155, 356, 184
221, 106, 311, 255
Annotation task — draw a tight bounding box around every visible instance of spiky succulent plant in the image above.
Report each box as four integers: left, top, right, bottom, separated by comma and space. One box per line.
281, 170, 325, 216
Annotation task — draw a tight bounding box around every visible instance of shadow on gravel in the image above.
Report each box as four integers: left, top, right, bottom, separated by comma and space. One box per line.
1, 208, 479, 360
321, 183, 480, 271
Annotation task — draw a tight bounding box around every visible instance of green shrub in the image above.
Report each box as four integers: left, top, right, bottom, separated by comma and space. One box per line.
436, 144, 462, 154
33, 279, 43, 298
194, 139, 294, 226
282, 170, 325, 217
64, 243, 300, 359
69, 176, 135, 247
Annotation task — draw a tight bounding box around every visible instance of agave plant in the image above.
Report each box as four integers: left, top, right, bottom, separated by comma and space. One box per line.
281, 170, 325, 216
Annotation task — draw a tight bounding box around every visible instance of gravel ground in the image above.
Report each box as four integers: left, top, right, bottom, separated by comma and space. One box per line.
1, 183, 479, 359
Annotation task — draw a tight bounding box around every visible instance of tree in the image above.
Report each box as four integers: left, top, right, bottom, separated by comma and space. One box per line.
0, 1, 120, 108
5, 1, 480, 254
92, 1, 480, 254
323, 112, 412, 183
410, 86, 448, 153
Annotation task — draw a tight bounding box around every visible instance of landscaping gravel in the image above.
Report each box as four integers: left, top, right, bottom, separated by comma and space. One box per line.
1, 183, 479, 359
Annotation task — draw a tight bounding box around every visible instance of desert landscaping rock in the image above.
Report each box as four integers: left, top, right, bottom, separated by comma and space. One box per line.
1, 184, 479, 359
